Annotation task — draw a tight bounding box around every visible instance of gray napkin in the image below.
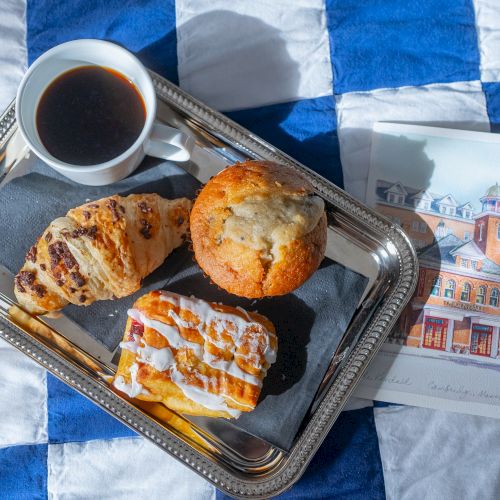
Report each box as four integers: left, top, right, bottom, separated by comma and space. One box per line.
0, 158, 199, 349
169, 257, 367, 451
0, 159, 367, 451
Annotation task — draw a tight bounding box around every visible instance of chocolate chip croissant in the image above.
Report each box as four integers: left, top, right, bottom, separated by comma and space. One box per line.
14, 194, 191, 314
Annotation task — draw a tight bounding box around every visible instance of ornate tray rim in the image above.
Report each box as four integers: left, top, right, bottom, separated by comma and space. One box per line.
0, 71, 418, 498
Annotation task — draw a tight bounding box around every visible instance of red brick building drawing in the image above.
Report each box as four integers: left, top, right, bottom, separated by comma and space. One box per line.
376, 181, 500, 359
376, 180, 475, 249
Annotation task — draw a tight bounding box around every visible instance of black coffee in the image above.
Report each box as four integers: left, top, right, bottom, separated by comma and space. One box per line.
36, 65, 146, 165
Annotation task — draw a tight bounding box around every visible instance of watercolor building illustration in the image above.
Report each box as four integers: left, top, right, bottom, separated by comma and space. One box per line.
376, 180, 500, 359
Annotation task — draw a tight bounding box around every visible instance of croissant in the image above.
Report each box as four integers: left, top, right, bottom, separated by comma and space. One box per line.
14, 194, 191, 314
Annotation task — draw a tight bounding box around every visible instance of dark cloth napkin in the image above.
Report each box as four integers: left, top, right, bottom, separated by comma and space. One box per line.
0, 158, 367, 450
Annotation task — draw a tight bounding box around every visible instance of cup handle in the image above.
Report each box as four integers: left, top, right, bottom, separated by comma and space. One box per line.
144, 122, 194, 162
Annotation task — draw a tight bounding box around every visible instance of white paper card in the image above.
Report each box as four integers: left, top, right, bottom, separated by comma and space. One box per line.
356, 123, 500, 418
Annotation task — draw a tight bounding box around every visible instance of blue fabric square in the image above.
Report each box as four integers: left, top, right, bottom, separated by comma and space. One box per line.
27, 0, 178, 83
483, 82, 500, 133
47, 374, 136, 443
226, 96, 343, 188
0, 444, 47, 500
373, 400, 400, 408
325, 0, 480, 93
216, 407, 385, 499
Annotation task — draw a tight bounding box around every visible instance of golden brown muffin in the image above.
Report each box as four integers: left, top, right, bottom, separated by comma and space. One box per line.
113, 290, 277, 418
190, 160, 327, 298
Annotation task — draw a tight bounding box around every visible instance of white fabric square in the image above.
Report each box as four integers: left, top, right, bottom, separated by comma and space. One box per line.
0, 338, 47, 448
176, 0, 333, 111
336, 80, 490, 201
375, 405, 500, 500
48, 437, 215, 499
473, 0, 500, 82
0, 0, 26, 112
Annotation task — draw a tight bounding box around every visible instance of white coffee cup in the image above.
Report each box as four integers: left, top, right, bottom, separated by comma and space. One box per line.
15, 39, 194, 186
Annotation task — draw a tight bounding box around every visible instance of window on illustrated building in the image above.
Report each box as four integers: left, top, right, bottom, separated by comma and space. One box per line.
423, 317, 448, 350
464, 231, 471, 241
490, 288, 499, 307
471, 260, 478, 270
388, 193, 405, 205
411, 221, 419, 231
461, 282, 471, 302
470, 324, 493, 356
461, 258, 469, 268
476, 285, 486, 304
431, 276, 442, 296
419, 222, 427, 233
414, 198, 431, 210
436, 221, 446, 239
497, 224, 500, 240
444, 280, 456, 299
479, 223, 484, 241
449, 207, 456, 216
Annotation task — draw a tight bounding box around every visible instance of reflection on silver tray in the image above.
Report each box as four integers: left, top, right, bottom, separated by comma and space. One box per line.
0, 71, 418, 499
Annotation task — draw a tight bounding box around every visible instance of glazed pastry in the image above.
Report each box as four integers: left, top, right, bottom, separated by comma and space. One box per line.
190, 160, 327, 298
15, 194, 191, 314
113, 290, 277, 418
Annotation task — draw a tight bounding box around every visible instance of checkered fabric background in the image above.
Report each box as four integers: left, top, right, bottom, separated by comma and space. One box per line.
2, 0, 500, 498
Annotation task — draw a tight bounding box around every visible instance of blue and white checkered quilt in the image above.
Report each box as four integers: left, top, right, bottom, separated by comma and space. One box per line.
2, 0, 500, 498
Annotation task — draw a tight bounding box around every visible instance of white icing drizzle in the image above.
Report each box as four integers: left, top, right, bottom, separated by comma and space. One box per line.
128, 306, 271, 386
113, 363, 149, 398
160, 292, 277, 364
120, 333, 251, 416
127, 308, 203, 357
167, 309, 195, 329
137, 344, 174, 372
119, 331, 176, 374
119, 293, 277, 416
170, 366, 242, 418
203, 351, 262, 387
119, 334, 141, 354
167, 308, 232, 350
123, 313, 263, 388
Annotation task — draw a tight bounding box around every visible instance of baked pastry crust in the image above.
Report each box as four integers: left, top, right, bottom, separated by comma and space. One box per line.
15, 194, 191, 314
190, 160, 327, 298
113, 290, 277, 418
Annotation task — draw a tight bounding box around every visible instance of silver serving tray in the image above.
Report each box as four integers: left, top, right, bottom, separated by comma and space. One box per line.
0, 71, 418, 498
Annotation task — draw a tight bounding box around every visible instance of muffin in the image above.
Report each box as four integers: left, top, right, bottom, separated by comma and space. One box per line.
190, 160, 327, 298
